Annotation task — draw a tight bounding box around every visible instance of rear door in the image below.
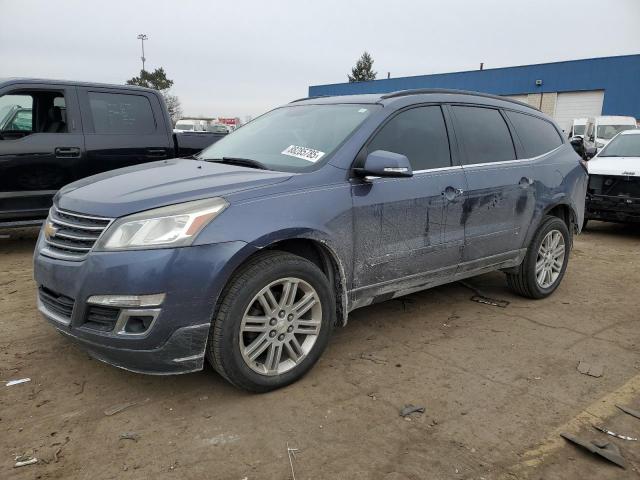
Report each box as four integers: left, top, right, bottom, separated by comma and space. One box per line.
77, 88, 173, 178
0, 83, 84, 223
351, 105, 467, 304
449, 104, 535, 271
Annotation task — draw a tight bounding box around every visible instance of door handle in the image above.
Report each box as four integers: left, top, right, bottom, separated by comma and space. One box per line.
146, 148, 167, 158
442, 186, 464, 201
54, 147, 81, 158
519, 177, 534, 188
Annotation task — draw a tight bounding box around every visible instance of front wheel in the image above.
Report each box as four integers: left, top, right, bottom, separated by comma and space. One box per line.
506, 216, 570, 299
207, 251, 335, 392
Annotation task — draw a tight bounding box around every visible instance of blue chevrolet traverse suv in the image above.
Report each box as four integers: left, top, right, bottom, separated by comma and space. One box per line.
34, 89, 588, 391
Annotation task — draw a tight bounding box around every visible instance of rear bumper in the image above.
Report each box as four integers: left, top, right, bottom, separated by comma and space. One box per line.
34, 236, 255, 374
585, 194, 640, 223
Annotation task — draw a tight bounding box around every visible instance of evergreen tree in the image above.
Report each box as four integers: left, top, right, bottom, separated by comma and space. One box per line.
348, 52, 377, 82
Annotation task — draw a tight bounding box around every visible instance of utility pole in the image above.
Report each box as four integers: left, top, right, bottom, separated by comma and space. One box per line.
137, 33, 148, 72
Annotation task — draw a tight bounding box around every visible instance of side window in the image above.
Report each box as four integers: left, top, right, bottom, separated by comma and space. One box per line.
0, 94, 34, 134
367, 106, 451, 170
452, 106, 516, 164
0, 91, 68, 137
88, 92, 156, 134
505, 110, 562, 158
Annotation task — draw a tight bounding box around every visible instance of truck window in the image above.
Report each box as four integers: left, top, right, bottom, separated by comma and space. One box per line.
88, 92, 156, 135
367, 106, 451, 170
506, 110, 562, 158
0, 91, 68, 137
452, 106, 516, 164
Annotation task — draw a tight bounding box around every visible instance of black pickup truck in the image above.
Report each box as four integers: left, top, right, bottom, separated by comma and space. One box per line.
0, 78, 226, 226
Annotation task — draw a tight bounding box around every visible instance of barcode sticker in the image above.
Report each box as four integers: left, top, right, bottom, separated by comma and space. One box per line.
281, 145, 325, 163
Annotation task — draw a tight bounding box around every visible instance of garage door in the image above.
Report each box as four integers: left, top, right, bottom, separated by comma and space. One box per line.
554, 90, 604, 134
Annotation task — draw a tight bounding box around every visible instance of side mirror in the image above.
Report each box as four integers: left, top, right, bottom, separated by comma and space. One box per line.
355, 150, 413, 179
569, 135, 585, 157
585, 147, 597, 160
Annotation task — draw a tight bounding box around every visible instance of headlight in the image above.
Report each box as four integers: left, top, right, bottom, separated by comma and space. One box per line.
95, 197, 228, 251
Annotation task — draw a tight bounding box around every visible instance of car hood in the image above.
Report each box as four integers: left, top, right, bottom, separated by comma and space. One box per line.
588, 156, 640, 177
56, 158, 293, 217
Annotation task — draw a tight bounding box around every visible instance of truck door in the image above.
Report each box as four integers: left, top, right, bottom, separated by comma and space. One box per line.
77, 88, 174, 178
0, 82, 84, 223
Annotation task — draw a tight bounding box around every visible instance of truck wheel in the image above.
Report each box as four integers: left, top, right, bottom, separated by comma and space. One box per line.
506, 216, 570, 299
207, 251, 334, 392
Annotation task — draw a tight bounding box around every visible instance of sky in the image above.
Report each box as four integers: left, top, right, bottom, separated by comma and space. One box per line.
1, 0, 639, 120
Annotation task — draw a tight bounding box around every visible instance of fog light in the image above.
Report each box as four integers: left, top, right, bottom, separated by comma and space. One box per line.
87, 293, 165, 308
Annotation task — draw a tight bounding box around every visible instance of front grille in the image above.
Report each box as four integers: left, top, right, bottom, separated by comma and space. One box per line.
41, 207, 113, 261
84, 305, 120, 332
39, 286, 75, 321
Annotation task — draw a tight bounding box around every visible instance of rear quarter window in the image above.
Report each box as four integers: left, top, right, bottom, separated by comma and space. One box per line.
88, 92, 156, 135
506, 110, 562, 158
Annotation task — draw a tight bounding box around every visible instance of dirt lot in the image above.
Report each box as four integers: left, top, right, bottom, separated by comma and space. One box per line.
1, 222, 639, 479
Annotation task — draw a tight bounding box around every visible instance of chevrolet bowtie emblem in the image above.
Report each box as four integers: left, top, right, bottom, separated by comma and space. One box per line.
44, 221, 58, 240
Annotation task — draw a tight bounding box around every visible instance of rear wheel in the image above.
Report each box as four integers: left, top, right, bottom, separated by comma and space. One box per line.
207, 251, 334, 392
506, 216, 570, 299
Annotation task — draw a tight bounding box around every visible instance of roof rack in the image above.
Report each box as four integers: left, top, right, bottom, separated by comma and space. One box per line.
290, 95, 329, 103
380, 88, 539, 110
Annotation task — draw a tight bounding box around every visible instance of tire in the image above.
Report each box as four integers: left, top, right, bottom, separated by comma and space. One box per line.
506, 215, 570, 299
582, 218, 588, 231
207, 251, 335, 392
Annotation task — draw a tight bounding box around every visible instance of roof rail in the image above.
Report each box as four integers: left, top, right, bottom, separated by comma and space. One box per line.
290, 95, 329, 103
380, 88, 539, 111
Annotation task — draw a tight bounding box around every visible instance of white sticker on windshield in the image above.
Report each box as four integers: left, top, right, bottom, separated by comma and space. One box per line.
281, 145, 325, 163
358, 108, 368, 113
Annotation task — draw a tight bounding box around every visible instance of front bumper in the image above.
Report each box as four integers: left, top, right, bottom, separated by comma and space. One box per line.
585, 194, 640, 224
34, 235, 253, 374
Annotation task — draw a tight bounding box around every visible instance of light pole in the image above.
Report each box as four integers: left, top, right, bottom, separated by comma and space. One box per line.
137, 33, 148, 72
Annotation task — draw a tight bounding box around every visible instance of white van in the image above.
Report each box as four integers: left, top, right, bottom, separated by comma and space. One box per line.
583, 115, 637, 152
567, 118, 587, 139
174, 119, 207, 133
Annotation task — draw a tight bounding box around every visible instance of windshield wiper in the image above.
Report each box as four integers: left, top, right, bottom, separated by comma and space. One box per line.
208, 157, 269, 170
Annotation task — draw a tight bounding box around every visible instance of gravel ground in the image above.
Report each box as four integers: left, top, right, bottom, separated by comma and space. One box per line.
1, 222, 639, 480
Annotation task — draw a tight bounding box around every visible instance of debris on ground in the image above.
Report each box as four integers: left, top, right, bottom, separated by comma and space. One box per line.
577, 361, 604, 378
74, 380, 86, 395
458, 281, 509, 308
5, 378, 31, 386
560, 432, 626, 469
119, 432, 140, 442
104, 398, 149, 416
593, 425, 638, 441
470, 295, 510, 308
14, 455, 37, 468
360, 353, 387, 365
367, 393, 377, 401
287, 442, 299, 480
400, 404, 425, 417
616, 404, 640, 420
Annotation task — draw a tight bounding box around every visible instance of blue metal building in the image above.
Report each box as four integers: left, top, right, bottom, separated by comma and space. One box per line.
308, 54, 640, 132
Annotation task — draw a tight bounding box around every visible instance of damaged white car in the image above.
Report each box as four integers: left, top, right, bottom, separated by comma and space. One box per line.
585, 129, 640, 227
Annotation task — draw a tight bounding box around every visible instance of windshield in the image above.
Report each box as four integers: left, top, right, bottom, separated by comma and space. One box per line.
598, 134, 640, 157
198, 104, 380, 172
597, 124, 636, 140
573, 125, 585, 135
176, 123, 194, 131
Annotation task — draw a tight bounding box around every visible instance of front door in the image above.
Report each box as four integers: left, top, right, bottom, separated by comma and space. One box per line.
0, 84, 84, 223
350, 105, 467, 306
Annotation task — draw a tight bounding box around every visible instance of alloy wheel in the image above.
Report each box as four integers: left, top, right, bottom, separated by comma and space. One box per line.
535, 230, 565, 289
239, 277, 322, 376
